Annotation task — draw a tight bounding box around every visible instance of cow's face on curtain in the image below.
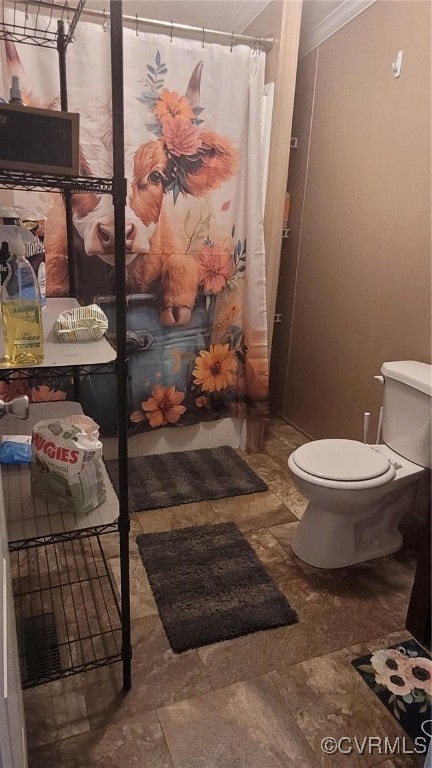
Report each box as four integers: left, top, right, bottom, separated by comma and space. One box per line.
3, 17, 269, 435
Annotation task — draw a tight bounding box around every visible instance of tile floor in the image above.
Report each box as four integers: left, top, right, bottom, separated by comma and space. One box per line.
23, 417, 428, 767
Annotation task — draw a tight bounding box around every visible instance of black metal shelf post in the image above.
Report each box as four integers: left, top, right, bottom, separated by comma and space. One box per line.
57, 17, 76, 299
110, 0, 131, 692
0, 0, 131, 691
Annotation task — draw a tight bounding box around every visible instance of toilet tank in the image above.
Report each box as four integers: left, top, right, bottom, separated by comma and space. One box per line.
381, 361, 432, 469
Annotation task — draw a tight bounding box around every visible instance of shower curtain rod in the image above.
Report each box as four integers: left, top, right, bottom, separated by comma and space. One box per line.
8, 1, 273, 51
81, 5, 274, 52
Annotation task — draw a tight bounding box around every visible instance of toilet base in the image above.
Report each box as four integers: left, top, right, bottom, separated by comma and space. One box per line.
291, 483, 416, 569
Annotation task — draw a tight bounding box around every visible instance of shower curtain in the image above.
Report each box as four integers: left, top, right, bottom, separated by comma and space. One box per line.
1, 16, 270, 436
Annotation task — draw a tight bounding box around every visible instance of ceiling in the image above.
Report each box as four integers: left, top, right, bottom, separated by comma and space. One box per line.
83, 0, 274, 34
83, 1, 350, 53
299, 0, 343, 33
83, 1, 348, 36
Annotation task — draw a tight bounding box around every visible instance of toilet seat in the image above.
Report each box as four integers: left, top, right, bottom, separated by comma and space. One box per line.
293, 439, 391, 481
289, 439, 397, 490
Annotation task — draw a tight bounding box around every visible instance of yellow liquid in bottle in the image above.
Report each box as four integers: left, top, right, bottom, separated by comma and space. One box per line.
2, 300, 44, 365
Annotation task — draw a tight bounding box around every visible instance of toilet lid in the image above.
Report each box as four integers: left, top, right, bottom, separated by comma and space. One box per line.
292, 439, 391, 481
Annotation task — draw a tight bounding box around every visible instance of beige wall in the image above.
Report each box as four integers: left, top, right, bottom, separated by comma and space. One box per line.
270, 0, 431, 441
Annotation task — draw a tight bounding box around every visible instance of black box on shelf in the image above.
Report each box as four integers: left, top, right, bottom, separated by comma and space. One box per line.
0, 103, 79, 176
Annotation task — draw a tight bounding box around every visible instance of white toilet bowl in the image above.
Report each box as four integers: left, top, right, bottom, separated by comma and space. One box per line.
288, 439, 426, 569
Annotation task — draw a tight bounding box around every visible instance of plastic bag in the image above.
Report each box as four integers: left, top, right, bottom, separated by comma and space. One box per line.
30, 415, 106, 515
53, 304, 108, 342
0, 439, 32, 464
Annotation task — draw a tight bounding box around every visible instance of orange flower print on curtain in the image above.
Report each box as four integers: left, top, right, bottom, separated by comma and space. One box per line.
0, 376, 68, 404
162, 117, 203, 157
153, 89, 195, 122
29, 386, 68, 402
131, 386, 186, 428
198, 242, 233, 295
193, 344, 237, 393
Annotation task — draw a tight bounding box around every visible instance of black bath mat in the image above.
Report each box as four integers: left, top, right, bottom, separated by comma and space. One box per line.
136, 522, 298, 653
352, 639, 432, 745
106, 445, 267, 513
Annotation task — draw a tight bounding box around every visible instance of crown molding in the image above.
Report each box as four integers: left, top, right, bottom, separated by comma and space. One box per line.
299, 0, 377, 59
235, 0, 273, 34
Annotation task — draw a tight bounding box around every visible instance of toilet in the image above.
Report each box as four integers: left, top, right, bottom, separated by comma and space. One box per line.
288, 361, 431, 569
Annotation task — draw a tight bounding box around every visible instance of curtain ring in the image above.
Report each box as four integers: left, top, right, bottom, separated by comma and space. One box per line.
202, 26, 205, 48
170, 19, 173, 43
102, 8, 107, 33
135, 13, 139, 36
230, 32, 235, 53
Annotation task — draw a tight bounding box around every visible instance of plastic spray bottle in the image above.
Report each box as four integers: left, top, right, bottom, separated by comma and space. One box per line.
9, 76, 24, 105
1, 236, 44, 365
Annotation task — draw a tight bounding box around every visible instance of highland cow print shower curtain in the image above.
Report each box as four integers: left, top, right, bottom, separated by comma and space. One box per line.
2, 15, 270, 436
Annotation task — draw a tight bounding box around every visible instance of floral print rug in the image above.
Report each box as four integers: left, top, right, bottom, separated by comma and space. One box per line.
352, 639, 432, 745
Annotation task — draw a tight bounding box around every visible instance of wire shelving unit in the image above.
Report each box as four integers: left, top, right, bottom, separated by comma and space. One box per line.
0, 0, 131, 691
